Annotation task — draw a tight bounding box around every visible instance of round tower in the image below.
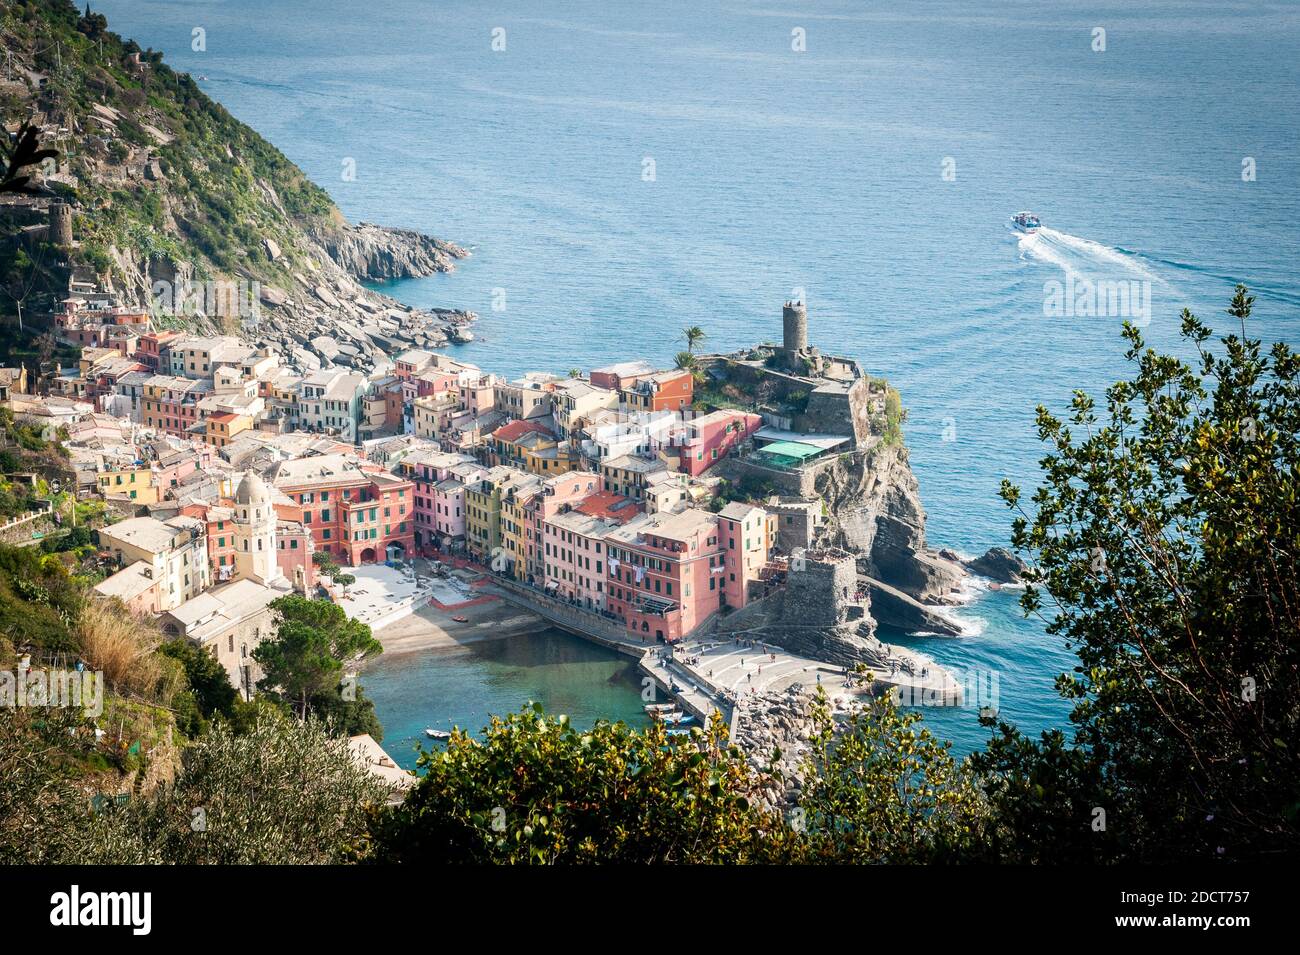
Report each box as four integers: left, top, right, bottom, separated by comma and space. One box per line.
782, 300, 808, 357
233, 471, 281, 584
48, 202, 73, 247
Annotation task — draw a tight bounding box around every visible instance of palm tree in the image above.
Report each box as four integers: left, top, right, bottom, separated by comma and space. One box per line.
568, 368, 582, 379
681, 325, 706, 355
674, 351, 704, 384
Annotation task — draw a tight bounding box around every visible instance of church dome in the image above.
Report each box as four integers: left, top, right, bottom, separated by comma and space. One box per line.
234, 471, 272, 507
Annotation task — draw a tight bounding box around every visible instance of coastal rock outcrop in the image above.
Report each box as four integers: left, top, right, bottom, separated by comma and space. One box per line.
963, 546, 1027, 584
731, 685, 819, 812
814, 443, 968, 606
311, 222, 469, 282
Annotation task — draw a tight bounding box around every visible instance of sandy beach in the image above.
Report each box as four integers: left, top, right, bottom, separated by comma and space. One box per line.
371, 595, 553, 657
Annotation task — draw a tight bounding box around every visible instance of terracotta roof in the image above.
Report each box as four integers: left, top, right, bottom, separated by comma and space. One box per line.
573, 490, 643, 524
491, 418, 553, 443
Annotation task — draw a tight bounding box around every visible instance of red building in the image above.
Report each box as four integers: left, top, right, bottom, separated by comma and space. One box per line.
269, 454, 415, 566
589, 359, 656, 392
136, 331, 182, 372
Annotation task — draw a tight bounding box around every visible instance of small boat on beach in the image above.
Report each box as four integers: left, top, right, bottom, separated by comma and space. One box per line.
424, 727, 451, 740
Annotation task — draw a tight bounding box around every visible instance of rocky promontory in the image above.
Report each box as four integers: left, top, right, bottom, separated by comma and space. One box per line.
312, 222, 469, 282
0, 4, 477, 374
699, 327, 1015, 650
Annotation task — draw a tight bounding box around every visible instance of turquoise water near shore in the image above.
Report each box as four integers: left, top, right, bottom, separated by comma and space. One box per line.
100, 0, 1300, 756
360, 629, 650, 771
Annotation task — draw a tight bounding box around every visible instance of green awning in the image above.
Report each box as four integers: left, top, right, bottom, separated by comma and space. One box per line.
758, 440, 823, 460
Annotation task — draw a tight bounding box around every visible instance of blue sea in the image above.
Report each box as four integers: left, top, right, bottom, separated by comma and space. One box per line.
102, 0, 1300, 755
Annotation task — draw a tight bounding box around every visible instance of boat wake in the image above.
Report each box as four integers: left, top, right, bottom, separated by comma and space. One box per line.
1018, 226, 1166, 287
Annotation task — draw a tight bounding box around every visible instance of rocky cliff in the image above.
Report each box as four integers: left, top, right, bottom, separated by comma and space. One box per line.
0, 0, 473, 370
808, 443, 1010, 636
311, 222, 467, 282
815, 445, 964, 592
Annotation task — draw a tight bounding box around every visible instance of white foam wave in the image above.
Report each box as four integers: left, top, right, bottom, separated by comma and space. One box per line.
932, 605, 987, 637
1038, 227, 1163, 283
1019, 226, 1173, 292
1017, 231, 1078, 274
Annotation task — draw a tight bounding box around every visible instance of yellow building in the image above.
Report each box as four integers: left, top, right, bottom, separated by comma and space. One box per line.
412, 393, 460, 439
205, 412, 253, 448
465, 466, 538, 568
500, 478, 544, 582
464, 471, 503, 564
97, 466, 159, 504
489, 419, 576, 476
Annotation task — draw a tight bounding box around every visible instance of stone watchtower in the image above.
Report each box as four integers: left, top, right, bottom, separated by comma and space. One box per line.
781, 549, 859, 628
782, 300, 808, 368
782, 300, 808, 355
48, 202, 73, 247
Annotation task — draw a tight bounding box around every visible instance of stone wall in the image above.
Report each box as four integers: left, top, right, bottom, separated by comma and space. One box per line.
488, 575, 645, 657
797, 377, 872, 446
767, 498, 820, 552
784, 552, 857, 628
708, 550, 886, 668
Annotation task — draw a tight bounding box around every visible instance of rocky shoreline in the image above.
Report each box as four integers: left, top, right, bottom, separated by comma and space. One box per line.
112, 217, 479, 376
248, 219, 478, 375
311, 222, 468, 282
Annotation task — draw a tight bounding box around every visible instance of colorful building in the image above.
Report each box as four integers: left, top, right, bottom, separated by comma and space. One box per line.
269, 454, 414, 565
604, 508, 723, 643
96, 465, 160, 503
620, 368, 693, 414
715, 501, 777, 610
141, 374, 210, 437
205, 411, 253, 449
679, 409, 763, 476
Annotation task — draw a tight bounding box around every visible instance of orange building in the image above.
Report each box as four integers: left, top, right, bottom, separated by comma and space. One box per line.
620, 369, 694, 414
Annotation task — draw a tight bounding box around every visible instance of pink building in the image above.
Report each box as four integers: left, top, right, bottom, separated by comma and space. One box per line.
142, 374, 210, 438
543, 511, 619, 610
540, 486, 641, 609
524, 471, 603, 584
601, 502, 773, 642
604, 508, 724, 643
394, 349, 436, 380
715, 501, 777, 610
679, 409, 763, 476
152, 445, 211, 492
396, 449, 483, 552
276, 520, 316, 592
460, 376, 497, 417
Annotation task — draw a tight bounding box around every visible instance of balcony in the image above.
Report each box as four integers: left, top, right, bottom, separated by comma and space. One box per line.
633, 594, 678, 617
